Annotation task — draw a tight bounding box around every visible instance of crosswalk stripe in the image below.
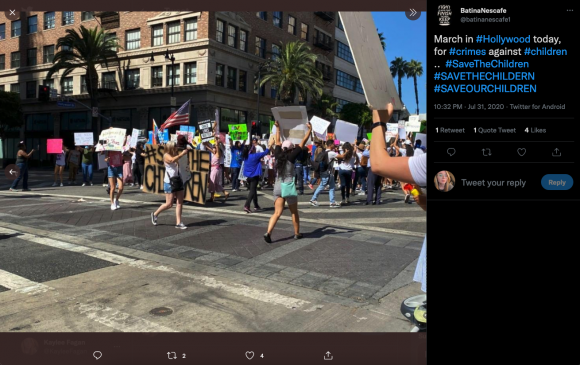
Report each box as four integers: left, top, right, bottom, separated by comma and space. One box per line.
0, 269, 54, 295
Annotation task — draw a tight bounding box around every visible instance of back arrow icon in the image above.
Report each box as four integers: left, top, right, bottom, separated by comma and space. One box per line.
10, 169, 17, 175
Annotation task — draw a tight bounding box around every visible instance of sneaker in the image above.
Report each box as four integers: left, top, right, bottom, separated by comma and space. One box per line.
310, 200, 318, 206
151, 213, 158, 226
60, 183, 64, 187
111, 203, 117, 211
308, 183, 314, 190
263, 233, 272, 244
340, 200, 346, 205
346, 199, 350, 204
253, 206, 264, 212
404, 194, 411, 204
329, 202, 341, 208
298, 191, 304, 195
52, 183, 58, 187
243, 206, 252, 214
387, 185, 393, 189
90, 182, 94, 186
115, 199, 120, 209
175, 223, 187, 229
22, 188, 31, 191
324, 186, 329, 190
140, 186, 143, 190
103, 184, 108, 187
357, 192, 366, 196
294, 233, 303, 239
82, 183, 86, 187
9, 188, 20, 192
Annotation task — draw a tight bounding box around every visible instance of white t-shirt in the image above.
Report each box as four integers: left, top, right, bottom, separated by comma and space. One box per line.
326, 150, 338, 172
399, 148, 407, 157
339, 156, 356, 170
254, 145, 264, 154
56, 151, 66, 166
408, 153, 427, 186
415, 148, 425, 156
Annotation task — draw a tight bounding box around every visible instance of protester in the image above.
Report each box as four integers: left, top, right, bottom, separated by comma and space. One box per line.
229, 140, 245, 192
434, 170, 454, 191
81, 145, 94, 186
337, 142, 359, 205
264, 121, 312, 243
203, 139, 230, 203
242, 142, 270, 213
9, 142, 35, 192
363, 143, 382, 205
122, 136, 134, 187
308, 140, 324, 190
67, 147, 80, 185
151, 141, 189, 229
132, 142, 146, 190
105, 149, 124, 210
52, 146, 68, 187
294, 146, 309, 195
354, 143, 368, 196
309, 140, 343, 208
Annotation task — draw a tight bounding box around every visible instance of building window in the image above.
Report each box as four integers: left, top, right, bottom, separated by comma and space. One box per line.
0, 24, 5, 40
227, 25, 237, 48
288, 16, 296, 35
185, 62, 197, 84
239, 70, 247, 92
216, 20, 224, 43
337, 41, 354, 63
215, 64, 224, 87
355, 79, 363, 94
26, 81, 36, 99
43, 45, 55, 63
126, 29, 140, 50
272, 44, 281, 61
102, 72, 117, 90
44, 12, 55, 30
43, 79, 55, 91
105, 32, 117, 51
11, 83, 20, 94
125, 69, 140, 89
28, 15, 37, 34
257, 12, 267, 21
185, 18, 197, 41
27, 48, 37, 66
270, 85, 277, 99
239, 30, 248, 52
0, 85, 5, 92
167, 22, 180, 44
81, 75, 87, 93
227, 67, 237, 90
255, 37, 266, 58
336, 70, 364, 94
62, 77, 73, 94
152, 25, 163, 46
337, 16, 344, 31
11, 52, 20, 68
12, 20, 21, 37
167, 65, 180, 86
273, 12, 282, 28
335, 98, 350, 113
0, 55, 5, 70
62, 12, 74, 26
219, 108, 247, 132
301, 23, 309, 41
81, 12, 94, 21
151, 66, 163, 87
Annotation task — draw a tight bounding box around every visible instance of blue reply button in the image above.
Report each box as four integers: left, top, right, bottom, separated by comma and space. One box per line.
541, 174, 573, 190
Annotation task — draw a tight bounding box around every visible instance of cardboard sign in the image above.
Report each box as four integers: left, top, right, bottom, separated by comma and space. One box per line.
69, 150, 80, 165
47, 139, 63, 154
98, 128, 127, 151
339, 12, 403, 110
309, 116, 331, 136
228, 124, 248, 141
334, 120, 358, 143
198, 120, 213, 142
74, 133, 93, 146
271, 106, 309, 145
386, 123, 398, 139
142, 145, 210, 205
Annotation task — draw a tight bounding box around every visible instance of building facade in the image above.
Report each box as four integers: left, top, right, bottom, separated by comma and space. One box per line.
0, 11, 337, 165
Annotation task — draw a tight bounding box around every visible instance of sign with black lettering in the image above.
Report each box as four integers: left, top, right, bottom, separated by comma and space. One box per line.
198, 120, 214, 142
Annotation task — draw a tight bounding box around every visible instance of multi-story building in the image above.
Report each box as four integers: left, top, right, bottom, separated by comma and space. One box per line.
0, 11, 337, 165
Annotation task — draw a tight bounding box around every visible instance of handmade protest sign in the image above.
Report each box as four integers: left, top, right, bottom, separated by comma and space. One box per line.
74, 133, 93, 146
386, 123, 398, 139
415, 133, 427, 147
271, 106, 309, 145
198, 120, 214, 142
129, 129, 139, 148
180, 125, 196, 134
309, 116, 331, 136
334, 120, 358, 143
398, 126, 407, 139
98, 128, 126, 151
405, 115, 421, 132
47, 139, 63, 154
398, 120, 406, 128
367, 133, 372, 141
228, 124, 248, 141
142, 145, 210, 205
339, 12, 403, 110
171, 134, 177, 142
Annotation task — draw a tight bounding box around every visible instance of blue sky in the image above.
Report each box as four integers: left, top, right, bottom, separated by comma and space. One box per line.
372, 12, 427, 115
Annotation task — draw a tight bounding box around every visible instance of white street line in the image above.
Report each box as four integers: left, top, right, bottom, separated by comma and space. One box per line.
74, 302, 177, 332
298, 207, 424, 213
0, 269, 54, 295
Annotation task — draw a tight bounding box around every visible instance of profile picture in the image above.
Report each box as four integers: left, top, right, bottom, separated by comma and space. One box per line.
434, 170, 455, 192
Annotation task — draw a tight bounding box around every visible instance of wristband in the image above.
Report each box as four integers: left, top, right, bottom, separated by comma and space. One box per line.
371, 122, 387, 130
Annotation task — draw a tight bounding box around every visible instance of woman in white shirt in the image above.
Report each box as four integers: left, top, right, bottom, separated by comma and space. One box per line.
338, 142, 359, 205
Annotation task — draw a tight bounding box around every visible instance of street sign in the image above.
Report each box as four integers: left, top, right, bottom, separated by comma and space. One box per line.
50, 89, 58, 98
57, 101, 76, 108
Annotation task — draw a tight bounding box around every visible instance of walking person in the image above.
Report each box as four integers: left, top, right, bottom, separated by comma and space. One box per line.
294, 146, 309, 195
67, 147, 81, 185
242, 142, 270, 213
9, 142, 35, 192
354, 143, 368, 195
132, 142, 146, 190
105, 149, 124, 211
52, 146, 68, 187
364, 143, 382, 205
264, 121, 311, 243
151, 141, 189, 229
338, 142, 359, 205
310, 140, 348, 208
81, 146, 94, 186
122, 137, 134, 187
203, 140, 230, 203
229, 140, 245, 192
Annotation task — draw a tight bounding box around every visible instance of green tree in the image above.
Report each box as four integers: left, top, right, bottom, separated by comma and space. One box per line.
377, 29, 386, 51
259, 41, 323, 105
310, 93, 338, 120
390, 57, 408, 104
46, 25, 120, 130
339, 103, 372, 129
0, 91, 23, 166
406, 59, 424, 115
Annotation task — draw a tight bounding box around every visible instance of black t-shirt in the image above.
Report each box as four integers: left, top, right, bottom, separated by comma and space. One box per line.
135, 146, 145, 164
275, 145, 302, 164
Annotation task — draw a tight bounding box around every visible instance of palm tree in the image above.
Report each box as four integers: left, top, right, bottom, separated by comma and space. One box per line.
406, 60, 424, 115
310, 93, 338, 120
390, 57, 408, 104
46, 26, 120, 129
377, 29, 386, 50
259, 41, 323, 105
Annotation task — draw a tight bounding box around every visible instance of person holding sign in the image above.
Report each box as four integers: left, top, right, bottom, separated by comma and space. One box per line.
52, 146, 68, 187
263, 121, 312, 243
203, 138, 230, 203
151, 142, 189, 229
9, 142, 35, 192
242, 141, 270, 213
81, 146, 94, 186
230, 140, 246, 192
105, 150, 124, 210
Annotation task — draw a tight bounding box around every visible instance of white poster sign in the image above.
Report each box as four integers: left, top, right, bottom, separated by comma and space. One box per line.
398, 120, 406, 128
415, 133, 427, 147
334, 119, 358, 144
309, 116, 331, 136
405, 121, 422, 133
98, 128, 126, 151
398, 127, 406, 139
74, 133, 93, 146
339, 12, 403, 110
198, 120, 214, 142
225, 146, 232, 168
386, 123, 398, 139
271, 106, 309, 145
130, 128, 139, 148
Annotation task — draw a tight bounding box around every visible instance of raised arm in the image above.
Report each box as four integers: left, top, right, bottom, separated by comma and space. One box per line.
164, 149, 188, 164
274, 121, 282, 146
298, 123, 312, 149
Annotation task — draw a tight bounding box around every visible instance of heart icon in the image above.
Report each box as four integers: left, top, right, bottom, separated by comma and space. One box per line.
517, 148, 526, 156
245, 351, 254, 360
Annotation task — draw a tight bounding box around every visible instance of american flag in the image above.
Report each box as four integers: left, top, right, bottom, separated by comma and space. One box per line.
159, 100, 190, 131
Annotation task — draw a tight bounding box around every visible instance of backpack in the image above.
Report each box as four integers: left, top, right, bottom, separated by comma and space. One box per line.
311, 150, 332, 173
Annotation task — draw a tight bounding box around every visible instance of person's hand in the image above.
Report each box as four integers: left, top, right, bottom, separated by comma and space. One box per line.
274, 120, 280, 128
307, 122, 312, 131
387, 102, 394, 115
412, 185, 426, 211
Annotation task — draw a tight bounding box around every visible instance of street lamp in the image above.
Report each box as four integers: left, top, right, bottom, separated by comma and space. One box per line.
165, 49, 176, 111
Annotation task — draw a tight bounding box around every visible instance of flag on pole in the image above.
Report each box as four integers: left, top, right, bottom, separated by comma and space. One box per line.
159, 100, 191, 131
152, 119, 158, 145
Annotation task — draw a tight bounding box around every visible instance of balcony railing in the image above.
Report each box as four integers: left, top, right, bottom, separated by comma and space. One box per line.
314, 36, 333, 51
314, 12, 335, 21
